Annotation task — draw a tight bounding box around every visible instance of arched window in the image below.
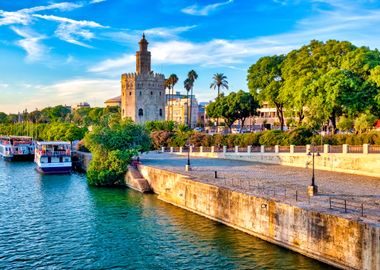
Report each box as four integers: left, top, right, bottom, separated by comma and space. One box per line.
150, 91, 153, 95
129, 92, 132, 95
138, 108, 143, 116
159, 108, 163, 117
139, 91, 142, 96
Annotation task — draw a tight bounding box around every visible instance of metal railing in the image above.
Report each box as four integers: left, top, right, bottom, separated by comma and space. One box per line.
348, 145, 363, 153
369, 145, 380, 153
203, 174, 379, 220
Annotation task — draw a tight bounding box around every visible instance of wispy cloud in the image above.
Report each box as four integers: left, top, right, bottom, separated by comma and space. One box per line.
103, 25, 197, 45
10, 27, 47, 61
182, 0, 234, 16
90, 0, 380, 73
33, 14, 107, 47
0, 1, 106, 53
0, 2, 83, 26
89, 38, 297, 73
0, 78, 119, 113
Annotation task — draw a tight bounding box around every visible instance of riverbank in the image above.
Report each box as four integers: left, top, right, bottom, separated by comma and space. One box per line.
138, 153, 380, 270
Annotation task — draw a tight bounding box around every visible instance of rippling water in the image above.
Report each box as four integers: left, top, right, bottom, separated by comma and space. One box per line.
0, 160, 335, 269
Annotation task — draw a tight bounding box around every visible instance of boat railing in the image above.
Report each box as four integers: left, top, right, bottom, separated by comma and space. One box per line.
37, 150, 71, 156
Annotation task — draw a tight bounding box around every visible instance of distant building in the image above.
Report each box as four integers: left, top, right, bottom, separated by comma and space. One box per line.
166, 93, 198, 127
72, 102, 90, 111
120, 34, 165, 123
104, 96, 121, 107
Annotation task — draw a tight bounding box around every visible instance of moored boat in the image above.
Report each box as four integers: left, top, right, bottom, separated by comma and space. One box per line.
0, 136, 34, 161
34, 141, 72, 174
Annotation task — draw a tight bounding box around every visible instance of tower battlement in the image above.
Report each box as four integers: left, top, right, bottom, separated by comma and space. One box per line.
121, 34, 166, 123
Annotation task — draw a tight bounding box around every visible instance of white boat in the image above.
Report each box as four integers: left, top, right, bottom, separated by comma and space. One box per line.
0, 136, 34, 161
34, 141, 72, 174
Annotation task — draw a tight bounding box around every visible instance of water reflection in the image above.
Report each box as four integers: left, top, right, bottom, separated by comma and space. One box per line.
0, 160, 335, 269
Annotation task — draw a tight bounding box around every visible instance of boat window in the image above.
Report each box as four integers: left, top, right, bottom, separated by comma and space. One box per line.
40, 157, 48, 163
63, 157, 71, 163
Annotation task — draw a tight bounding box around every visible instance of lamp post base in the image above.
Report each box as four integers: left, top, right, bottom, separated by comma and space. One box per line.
307, 185, 318, 196
185, 165, 191, 171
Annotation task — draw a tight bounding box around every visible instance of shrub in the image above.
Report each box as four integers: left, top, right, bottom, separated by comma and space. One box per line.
150, 130, 173, 149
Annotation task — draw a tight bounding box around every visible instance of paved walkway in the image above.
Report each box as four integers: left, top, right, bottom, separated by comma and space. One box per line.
140, 152, 380, 224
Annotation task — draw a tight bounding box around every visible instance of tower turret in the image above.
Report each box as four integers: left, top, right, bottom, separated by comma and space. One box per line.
136, 33, 151, 74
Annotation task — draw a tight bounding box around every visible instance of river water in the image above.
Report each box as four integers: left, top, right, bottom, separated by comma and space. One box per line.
0, 160, 335, 269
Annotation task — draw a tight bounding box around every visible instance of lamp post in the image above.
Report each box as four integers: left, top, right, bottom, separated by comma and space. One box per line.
185, 141, 192, 171
307, 144, 320, 196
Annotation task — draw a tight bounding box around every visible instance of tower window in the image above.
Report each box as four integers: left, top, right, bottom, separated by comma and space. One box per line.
150, 91, 153, 95
138, 108, 143, 116
159, 92, 161, 96
139, 91, 142, 96
159, 108, 162, 117
129, 92, 132, 95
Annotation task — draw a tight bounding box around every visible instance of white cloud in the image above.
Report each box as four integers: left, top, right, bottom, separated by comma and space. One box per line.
90, 0, 380, 73
0, 79, 119, 113
103, 25, 197, 44
182, 0, 233, 16
10, 27, 47, 61
34, 14, 107, 47
89, 38, 297, 73
0, 2, 83, 26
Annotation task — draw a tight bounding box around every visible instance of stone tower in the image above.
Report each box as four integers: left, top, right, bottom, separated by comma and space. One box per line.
121, 34, 165, 123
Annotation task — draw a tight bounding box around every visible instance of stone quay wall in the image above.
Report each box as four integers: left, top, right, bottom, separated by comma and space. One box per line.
165, 146, 380, 178
138, 164, 380, 270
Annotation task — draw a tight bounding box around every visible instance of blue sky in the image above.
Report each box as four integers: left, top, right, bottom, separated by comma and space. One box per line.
1, 0, 380, 113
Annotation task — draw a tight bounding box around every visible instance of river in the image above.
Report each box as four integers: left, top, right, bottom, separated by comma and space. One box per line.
0, 160, 335, 269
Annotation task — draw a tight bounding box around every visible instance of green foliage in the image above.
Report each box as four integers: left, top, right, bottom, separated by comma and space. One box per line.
337, 116, 354, 132
145, 120, 176, 132
206, 90, 259, 129
354, 113, 376, 134
247, 55, 286, 130
0, 122, 87, 141
84, 119, 151, 186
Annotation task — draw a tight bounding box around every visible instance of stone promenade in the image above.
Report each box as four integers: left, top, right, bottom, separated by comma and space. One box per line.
140, 152, 380, 224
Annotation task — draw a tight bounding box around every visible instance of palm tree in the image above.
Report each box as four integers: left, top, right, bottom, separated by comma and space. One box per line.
168, 74, 178, 121
185, 70, 198, 128
165, 78, 172, 120
210, 73, 228, 129
184, 78, 192, 127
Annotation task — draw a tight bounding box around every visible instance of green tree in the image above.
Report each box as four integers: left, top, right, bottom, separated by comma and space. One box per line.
0, 112, 7, 123
354, 113, 376, 134
184, 70, 198, 128
210, 73, 228, 128
168, 74, 178, 121
233, 90, 260, 128
84, 119, 151, 186
247, 55, 286, 130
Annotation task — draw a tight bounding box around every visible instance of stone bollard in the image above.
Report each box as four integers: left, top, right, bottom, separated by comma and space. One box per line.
363, 144, 369, 154
235, 146, 239, 153
247, 145, 251, 154
323, 144, 330, 154
275, 145, 279, 154
260, 145, 265, 153
342, 144, 348, 154
161, 147, 165, 153
211, 146, 215, 153
200, 146, 203, 153
179, 147, 183, 153
290, 145, 295, 154
306, 144, 311, 153
170, 147, 173, 153
223, 146, 227, 153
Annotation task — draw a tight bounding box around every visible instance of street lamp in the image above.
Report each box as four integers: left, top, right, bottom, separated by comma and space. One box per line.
185, 141, 192, 171
307, 144, 320, 196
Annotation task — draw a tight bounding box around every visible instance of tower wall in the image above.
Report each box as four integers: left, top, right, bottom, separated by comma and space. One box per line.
121, 35, 166, 123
